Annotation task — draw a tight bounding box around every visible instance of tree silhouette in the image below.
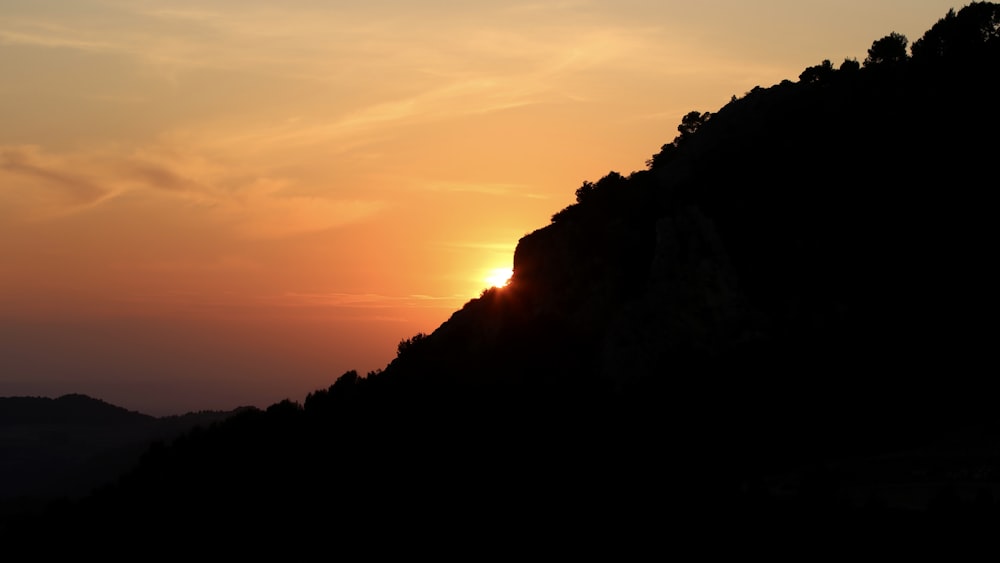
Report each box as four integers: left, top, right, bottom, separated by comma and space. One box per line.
839, 57, 861, 72
646, 142, 677, 169
799, 59, 835, 83
396, 332, 428, 358
676, 110, 711, 144
911, 3, 1000, 63
864, 32, 909, 67
574, 171, 627, 205
645, 110, 711, 169
575, 180, 597, 203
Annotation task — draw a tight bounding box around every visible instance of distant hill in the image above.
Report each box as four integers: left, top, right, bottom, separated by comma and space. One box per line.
0, 394, 246, 508
4, 3, 999, 554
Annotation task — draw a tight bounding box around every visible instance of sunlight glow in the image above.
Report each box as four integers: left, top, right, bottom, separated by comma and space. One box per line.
485, 267, 513, 288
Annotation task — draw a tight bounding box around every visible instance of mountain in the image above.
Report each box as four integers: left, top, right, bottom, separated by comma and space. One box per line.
0, 394, 246, 511
3, 3, 999, 554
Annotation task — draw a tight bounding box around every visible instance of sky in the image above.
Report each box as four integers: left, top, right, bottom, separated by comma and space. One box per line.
1, 0, 963, 416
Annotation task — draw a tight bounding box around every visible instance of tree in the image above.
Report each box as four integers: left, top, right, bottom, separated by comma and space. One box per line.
864, 32, 909, 67
645, 143, 676, 169
645, 110, 711, 169
575, 171, 627, 204
676, 110, 711, 144
396, 332, 429, 358
912, 8, 959, 61
911, 3, 1000, 63
799, 59, 835, 83
575, 180, 596, 203
331, 369, 361, 391
839, 57, 861, 72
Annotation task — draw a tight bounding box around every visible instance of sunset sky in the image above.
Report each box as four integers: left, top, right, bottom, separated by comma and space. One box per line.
1, 1, 961, 416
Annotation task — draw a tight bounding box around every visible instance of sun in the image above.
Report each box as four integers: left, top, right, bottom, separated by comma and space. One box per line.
485, 267, 513, 288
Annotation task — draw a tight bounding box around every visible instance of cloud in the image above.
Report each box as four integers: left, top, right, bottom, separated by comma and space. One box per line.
420, 181, 548, 199
274, 291, 468, 310
0, 1, 799, 237
0, 142, 383, 237
223, 178, 385, 240
125, 256, 262, 274
0, 28, 113, 51
438, 241, 518, 251
125, 162, 193, 192
0, 145, 115, 209
0, 143, 216, 220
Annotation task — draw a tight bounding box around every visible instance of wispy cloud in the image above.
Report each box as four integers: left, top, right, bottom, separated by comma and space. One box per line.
420, 181, 549, 199
222, 179, 386, 240
0, 28, 114, 51
437, 241, 518, 251
96, 287, 469, 320
0, 142, 383, 238
264, 291, 469, 310
0, 146, 113, 205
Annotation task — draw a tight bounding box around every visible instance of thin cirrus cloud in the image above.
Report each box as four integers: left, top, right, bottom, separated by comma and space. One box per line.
419, 180, 548, 199
0, 142, 383, 239
0, 0, 756, 185
276, 292, 467, 309
3, 1, 949, 251
0, 143, 199, 219
0, 145, 115, 208
3, 2, 646, 78
0, 27, 114, 52
104, 289, 465, 317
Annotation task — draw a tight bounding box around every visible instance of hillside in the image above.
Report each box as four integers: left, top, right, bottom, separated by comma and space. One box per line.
0, 394, 245, 511
3, 3, 999, 553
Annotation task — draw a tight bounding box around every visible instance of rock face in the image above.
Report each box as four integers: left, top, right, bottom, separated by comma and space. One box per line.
601, 207, 760, 387
412, 191, 759, 400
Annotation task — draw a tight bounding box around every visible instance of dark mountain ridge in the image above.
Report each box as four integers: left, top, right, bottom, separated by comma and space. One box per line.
4, 3, 999, 553
0, 394, 246, 511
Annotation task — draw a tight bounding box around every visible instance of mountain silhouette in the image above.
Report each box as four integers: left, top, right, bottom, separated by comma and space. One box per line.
0, 394, 246, 515
3, 3, 999, 555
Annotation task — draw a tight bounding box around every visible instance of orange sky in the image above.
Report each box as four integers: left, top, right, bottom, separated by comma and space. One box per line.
0, 1, 962, 415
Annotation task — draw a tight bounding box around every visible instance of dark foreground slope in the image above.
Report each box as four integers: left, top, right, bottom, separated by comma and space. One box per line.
4, 4, 999, 554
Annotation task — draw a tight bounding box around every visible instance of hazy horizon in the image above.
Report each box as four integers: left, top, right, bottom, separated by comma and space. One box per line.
1, 1, 963, 417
